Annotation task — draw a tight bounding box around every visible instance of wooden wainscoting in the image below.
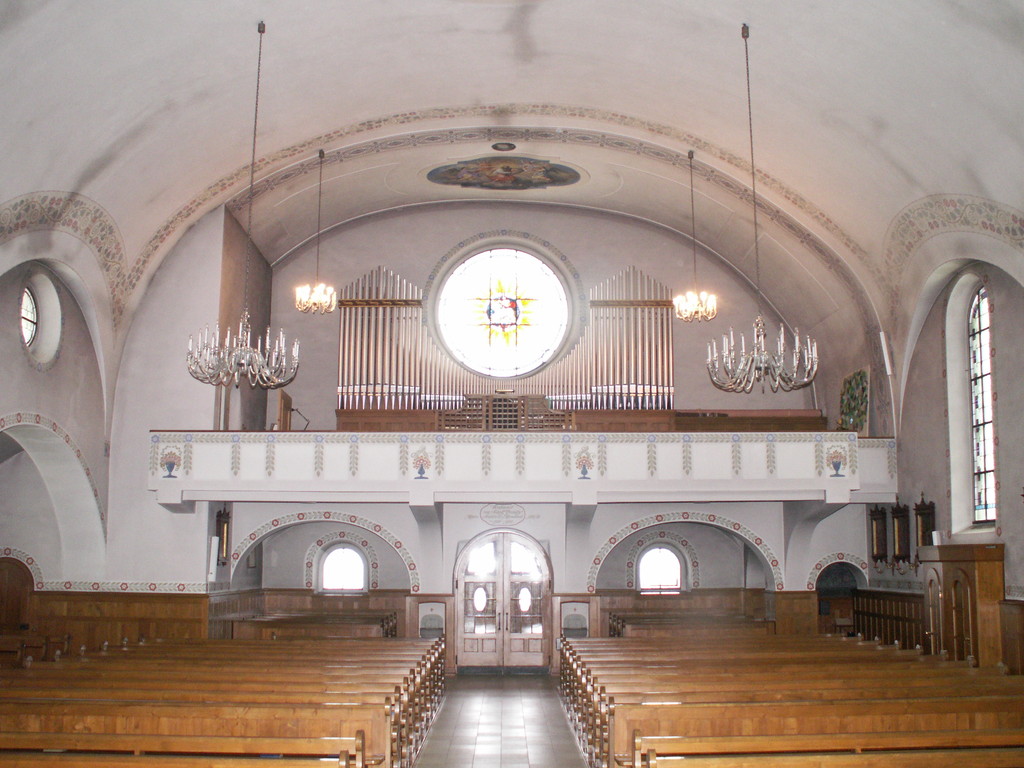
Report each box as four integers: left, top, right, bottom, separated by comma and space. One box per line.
999, 599, 1024, 674
593, 589, 769, 637
30, 591, 208, 651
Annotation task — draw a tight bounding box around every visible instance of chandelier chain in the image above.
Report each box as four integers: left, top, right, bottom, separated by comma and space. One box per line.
704, 23, 818, 393
743, 23, 762, 314
186, 20, 300, 390
673, 149, 717, 322
243, 21, 265, 314
689, 150, 697, 286
295, 148, 338, 314
315, 149, 324, 283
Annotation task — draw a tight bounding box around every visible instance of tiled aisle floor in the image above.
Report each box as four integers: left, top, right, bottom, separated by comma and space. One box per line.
413, 673, 589, 768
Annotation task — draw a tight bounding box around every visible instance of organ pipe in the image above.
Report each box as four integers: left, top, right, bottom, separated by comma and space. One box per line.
337, 265, 674, 411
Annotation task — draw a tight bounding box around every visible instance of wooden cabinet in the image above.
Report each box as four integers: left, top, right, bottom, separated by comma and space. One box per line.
917, 543, 1004, 666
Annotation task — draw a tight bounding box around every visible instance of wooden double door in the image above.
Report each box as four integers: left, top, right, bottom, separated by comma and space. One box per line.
455, 531, 550, 669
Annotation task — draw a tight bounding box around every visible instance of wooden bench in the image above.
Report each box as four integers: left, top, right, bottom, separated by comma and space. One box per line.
0, 733, 363, 766
0, 637, 445, 768
559, 632, 1024, 768
231, 611, 399, 640
608, 613, 776, 638
629, 729, 1024, 766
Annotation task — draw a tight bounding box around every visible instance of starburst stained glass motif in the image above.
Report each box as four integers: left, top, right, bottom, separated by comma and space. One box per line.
437, 248, 568, 378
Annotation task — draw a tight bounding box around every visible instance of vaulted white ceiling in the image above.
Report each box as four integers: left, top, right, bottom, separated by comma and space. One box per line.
2, 0, 1022, 357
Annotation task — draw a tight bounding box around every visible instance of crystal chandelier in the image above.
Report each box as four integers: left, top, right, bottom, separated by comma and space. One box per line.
674, 149, 717, 322
706, 24, 818, 393
186, 21, 299, 389
295, 149, 337, 314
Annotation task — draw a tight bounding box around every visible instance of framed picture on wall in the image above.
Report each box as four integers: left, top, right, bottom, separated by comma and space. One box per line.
891, 499, 910, 562
915, 495, 936, 548
869, 505, 888, 562
215, 508, 230, 566
838, 368, 870, 435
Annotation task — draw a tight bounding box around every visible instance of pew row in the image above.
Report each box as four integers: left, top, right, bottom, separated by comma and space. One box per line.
559, 631, 1024, 768
0, 637, 445, 768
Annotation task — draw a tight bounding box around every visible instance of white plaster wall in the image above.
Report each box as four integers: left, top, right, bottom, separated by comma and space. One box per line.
594, 522, 746, 590
0, 452, 61, 572
105, 208, 226, 584
899, 282, 951, 531
259, 521, 409, 590
228, 501, 428, 590
0, 231, 115, 423
270, 203, 815, 431
797, 504, 870, 592
0, 255, 107, 580
579, 501, 787, 594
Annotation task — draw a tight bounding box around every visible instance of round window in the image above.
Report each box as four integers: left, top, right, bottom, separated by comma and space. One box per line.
20, 287, 38, 346
20, 271, 62, 367
436, 248, 569, 378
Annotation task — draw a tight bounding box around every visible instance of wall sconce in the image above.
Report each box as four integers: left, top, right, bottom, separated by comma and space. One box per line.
871, 500, 920, 575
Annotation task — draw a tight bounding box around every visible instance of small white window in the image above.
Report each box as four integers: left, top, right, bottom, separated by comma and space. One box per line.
321, 546, 367, 591
638, 546, 682, 594
20, 287, 38, 346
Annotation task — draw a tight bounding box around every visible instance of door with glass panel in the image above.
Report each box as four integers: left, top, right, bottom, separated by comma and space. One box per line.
455, 531, 550, 668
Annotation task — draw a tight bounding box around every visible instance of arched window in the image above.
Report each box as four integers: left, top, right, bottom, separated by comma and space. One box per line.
321, 546, 367, 592
637, 546, 682, 594
967, 286, 996, 523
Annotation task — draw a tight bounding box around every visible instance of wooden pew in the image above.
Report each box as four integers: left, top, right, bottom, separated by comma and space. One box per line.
231, 610, 399, 640
630, 730, 1024, 767
559, 633, 1024, 768
608, 613, 776, 638
0, 637, 445, 768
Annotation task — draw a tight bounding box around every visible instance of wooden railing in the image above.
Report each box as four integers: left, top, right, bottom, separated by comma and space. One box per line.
337, 406, 828, 433
853, 588, 926, 650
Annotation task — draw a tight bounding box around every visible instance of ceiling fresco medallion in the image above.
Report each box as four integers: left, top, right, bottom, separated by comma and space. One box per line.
427, 155, 580, 190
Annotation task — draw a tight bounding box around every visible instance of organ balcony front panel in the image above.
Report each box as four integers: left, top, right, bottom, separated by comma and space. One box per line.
148, 428, 896, 509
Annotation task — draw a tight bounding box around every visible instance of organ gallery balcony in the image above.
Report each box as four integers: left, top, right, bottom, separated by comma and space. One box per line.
147, 417, 896, 510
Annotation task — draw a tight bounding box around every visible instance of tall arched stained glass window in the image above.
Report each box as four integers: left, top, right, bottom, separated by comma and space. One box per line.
436, 248, 569, 378
968, 285, 996, 523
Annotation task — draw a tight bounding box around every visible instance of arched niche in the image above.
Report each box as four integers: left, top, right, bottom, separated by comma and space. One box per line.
0, 417, 105, 581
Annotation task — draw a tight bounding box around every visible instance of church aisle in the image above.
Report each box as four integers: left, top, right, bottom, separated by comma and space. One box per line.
414, 673, 589, 768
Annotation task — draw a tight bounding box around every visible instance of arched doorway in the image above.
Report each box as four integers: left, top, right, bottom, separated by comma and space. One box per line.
0, 558, 34, 633
814, 562, 860, 635
925, 567, 942, 656
454, 531, 551, 671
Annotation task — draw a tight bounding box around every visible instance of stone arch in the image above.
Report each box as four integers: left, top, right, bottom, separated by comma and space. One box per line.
303, 529, 380, 590
806, 552, 869, 591
0, 413, 105, 582
586, 510, 783, 592
0, 192, 127, 324
624, 531, 700, 590
135, 108, 878, 353
884, 195, 1024, 288
231, 510, 420, 591
887, 195, 1024, 411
